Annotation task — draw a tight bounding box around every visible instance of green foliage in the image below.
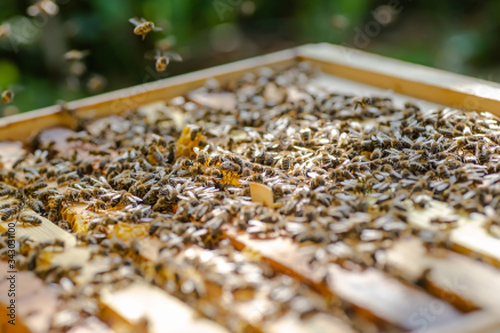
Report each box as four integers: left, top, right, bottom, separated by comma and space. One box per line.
0, 0, 499, 114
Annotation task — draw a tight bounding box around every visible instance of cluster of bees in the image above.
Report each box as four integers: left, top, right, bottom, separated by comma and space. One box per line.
1, 62, 500, 331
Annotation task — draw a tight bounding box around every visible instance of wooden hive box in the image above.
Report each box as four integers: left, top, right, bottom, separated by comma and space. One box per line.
1, 43, 500, 333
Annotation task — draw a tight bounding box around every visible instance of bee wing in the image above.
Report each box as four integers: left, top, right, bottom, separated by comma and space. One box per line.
7, 84, 24, 93
129, 17, 141, 26
164, 51, 183, 62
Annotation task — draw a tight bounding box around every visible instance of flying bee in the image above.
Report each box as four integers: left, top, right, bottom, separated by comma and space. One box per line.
86, 74, 107, 93
64, 49, 90, 62
0, 23, 11, 39
1, 89, 14, 104
146, 49, 182, 72
27, 0, 59, 17
0, 85, 24, 104
129, 18, 163, 40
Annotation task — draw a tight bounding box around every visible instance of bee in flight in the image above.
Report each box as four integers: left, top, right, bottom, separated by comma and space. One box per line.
1, 90, 13, 104
27, 0, 59, 17
129, 18, 163, 40
64, 49, 90, 62
0, 23, 11, 39
0, 85, 24, 104
146, 49, 182, 72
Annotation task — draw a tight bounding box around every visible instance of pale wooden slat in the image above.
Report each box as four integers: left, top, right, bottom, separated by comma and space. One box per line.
264, 312, 356, 333
99, 282, 230, 333
0, 262, 57, 333
225, 227, 327, 292
0, 141, 25, 170
0, 203, 76, 247
406, 199, 500, 268
187, 91, 236, 112
66, 317, 115, 333
450, 223, 500, 268
415, 310, 500, 333
327, 264, 460, 330
385, 237, 500, 312
297, 43, 500, 115
224, 227, 462, 331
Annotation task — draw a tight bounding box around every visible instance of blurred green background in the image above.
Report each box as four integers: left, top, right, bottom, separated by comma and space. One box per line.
1, 0, 499, 114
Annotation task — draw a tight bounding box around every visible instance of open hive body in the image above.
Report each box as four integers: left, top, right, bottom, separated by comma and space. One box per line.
1, 44, 500, 333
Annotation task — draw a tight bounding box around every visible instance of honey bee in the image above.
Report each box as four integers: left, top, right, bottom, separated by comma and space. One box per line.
129, 18, 163, 40
0, 188, 14, 197
193, 146, 209, 165
64, 50, 90, 62
37, 239, 65, 250
404, 101, 420, 111
86, 74, 107, 94
247, 174, 264, 183
220, 161, 241, 174
205, 167, 223, 179
148, 145, 164, 164
147, 50, 182, 72
48, 195, 65, 221
26, 181, 48, 194
1, 208, 16, 221
300, 128, 312, 142
27, 0, 59, 17
1, 89, 14, 104
353, 96, 371, 109
56, 220, 71, 231
408, 161, 427, 173
178, 158, 194, 169
27, 199, 45, 214
188, 125, 202, 141
310, 176, 325, 189
19, 215, 43, 227
0, 23, 11, 39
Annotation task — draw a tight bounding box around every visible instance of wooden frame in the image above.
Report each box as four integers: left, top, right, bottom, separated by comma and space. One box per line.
2, 43, 500, 333
2, 43, 500, 142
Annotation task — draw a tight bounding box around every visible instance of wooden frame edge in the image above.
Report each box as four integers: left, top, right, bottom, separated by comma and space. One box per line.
296, 43, 500, 115
2, 43, 500, 142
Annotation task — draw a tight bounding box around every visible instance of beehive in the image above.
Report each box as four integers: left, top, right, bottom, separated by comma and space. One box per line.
1, 44, 500, 333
